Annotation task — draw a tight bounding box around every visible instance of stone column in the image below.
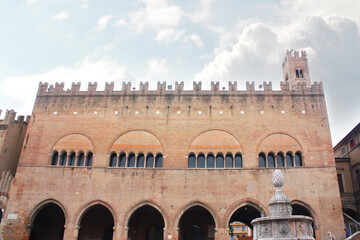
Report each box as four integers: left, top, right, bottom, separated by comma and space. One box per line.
112, 223, 123, 240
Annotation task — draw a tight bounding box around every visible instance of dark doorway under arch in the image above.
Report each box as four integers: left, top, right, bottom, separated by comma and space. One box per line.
78, 204, 114, 240
228, 205, 261, 239
178, 206, 215, 240
128, 205, 165, 240
29, 203, 65, 240
292, 204, 316, 237
229, 205, 261, 229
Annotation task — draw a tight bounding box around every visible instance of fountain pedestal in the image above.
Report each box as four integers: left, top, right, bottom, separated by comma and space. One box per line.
251, 170, 315, 240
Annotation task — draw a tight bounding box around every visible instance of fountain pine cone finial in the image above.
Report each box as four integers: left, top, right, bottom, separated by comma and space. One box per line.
272, 169, 284, 188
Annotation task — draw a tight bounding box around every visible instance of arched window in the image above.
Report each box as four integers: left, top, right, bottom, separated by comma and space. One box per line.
118, 152, 126, 167
146, 154, 154, 168
188, 154, 196, 168
85, 152, 93, 167
268, 153, 275, 168
259, 153, 266, 168
155, 154, 163, 168
67, 152, 75, 166
296, 69, 300, 78
206, 154, 214, 168
137, 153, 145, 168
216, 154, 224, 168
109, 152, 117, 167
225, 154, 233, 168
300, 69, 304, 78
128, 153, 135, 167
277, 152, 285, 167
286, 152, 294, 167
295, 152, 303, 167
51, 151, 58, 165
235, 154, 242, 168
59, 151, 67, 166
197, 154, 205, 168
77, 152, 84, 166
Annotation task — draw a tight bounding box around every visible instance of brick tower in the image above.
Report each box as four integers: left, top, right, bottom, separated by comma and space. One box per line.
282, 50, 311, 90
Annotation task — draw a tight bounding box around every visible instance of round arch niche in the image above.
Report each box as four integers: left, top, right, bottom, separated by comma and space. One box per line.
258, 133, 302, 154
52, 134, 94, 152
188, 130, 242, 155
178, 206, 216, 240
127, 205, 165, 240
78, 204, 114, 240
110, 130, 163, 154
29, 203, 65, 240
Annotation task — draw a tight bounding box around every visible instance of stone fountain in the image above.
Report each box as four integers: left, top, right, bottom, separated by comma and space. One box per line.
252, 170, 315, 240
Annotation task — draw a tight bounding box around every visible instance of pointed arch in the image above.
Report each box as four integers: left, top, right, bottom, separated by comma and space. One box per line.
124, 200, 168, 229
175, 201, 219, 230
28, 199, 67, 240
224, 198, 268, 228
75, 200, 116, 227
28, 198, 68, 225
291, 199, 319, 226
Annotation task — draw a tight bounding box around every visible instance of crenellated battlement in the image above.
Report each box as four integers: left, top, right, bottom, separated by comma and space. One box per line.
37, 81, 324, 97
282, 50, 307, 68
0, 109, 30, 125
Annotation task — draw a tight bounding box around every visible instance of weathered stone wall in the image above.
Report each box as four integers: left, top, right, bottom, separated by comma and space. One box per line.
3, 81, 344, 240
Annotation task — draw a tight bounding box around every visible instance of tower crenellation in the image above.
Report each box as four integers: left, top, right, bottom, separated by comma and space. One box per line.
175, 81, 184, 92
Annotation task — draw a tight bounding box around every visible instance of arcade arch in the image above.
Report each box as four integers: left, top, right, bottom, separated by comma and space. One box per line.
292, 201, 317, 238
127, 204, 165, 240
77, 204, 114, 240
178, 205, 216, 240
29, 202, 66, 240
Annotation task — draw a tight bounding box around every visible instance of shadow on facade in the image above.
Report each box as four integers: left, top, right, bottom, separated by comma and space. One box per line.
128, 205, 165, 240
29, 203, 65, 240
178, 206, 215, 240
77, 204, 114, 240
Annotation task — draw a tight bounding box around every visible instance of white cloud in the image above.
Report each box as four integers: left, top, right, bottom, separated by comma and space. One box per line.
51, 12, 69, 21
26, 0, 38, 5
0, 57, 136, 114
194, 23, 283, 87
114, 19, 127, 27
140, 0, 168, 8
184, 34, 204, 48
51, 33, 75, 39
279, 0, 360, 26
128, 0, 183, 33
155, 29, 184, 44
81, 0, 89, 8
146, 59, 169, 79
96, 15, 114, 31
188, 0, 218, 23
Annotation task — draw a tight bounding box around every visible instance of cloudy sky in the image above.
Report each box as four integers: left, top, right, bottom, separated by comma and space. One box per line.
0, 0, 359, 146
